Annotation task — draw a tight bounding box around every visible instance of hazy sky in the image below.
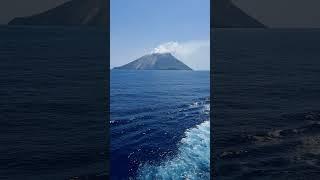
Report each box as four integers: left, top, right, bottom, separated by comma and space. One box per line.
111, 0, 210, 70
0, 0, 69, 24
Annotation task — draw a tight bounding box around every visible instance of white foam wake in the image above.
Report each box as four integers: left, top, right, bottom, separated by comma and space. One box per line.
137, 120, 210, 180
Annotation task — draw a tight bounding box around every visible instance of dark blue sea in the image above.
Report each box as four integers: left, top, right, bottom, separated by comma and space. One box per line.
0, 26, 108, 179
110, 70, 210, 179
213, 29, 320, 180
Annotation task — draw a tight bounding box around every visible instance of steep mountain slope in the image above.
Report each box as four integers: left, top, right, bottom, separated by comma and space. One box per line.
8, 0, 108, 29
114, 53, 192, 70
212, 0, 265, 28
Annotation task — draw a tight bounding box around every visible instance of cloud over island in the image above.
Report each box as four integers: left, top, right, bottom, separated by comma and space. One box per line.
148, 40, 210, 70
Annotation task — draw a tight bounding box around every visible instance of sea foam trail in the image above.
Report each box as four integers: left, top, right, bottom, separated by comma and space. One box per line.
137, 120, 210, 180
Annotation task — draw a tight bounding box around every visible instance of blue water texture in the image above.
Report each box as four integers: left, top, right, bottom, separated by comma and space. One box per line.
110, 70, 210, 179
0, 26, 108, 180
213, 29, 320, 179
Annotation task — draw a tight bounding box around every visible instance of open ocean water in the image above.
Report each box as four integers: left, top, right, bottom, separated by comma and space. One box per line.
0, 26, 108, 179
110, 70, 210, 179
213, 29, 320, 179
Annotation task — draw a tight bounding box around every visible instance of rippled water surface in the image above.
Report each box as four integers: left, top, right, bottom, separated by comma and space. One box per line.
0, 26, 108, 180
110, 70, 210, 179
213, 29, 320, 180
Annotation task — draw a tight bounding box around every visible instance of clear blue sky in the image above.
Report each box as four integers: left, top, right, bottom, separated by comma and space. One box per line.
111, 0, 210, 70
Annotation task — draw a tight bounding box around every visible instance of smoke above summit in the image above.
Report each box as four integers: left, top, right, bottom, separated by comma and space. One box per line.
149, 40, 210, 70
152, 41, 180, 54
152, 40, 209, 55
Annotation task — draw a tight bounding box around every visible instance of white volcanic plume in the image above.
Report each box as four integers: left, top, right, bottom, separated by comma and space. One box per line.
150, 40, 210, 70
